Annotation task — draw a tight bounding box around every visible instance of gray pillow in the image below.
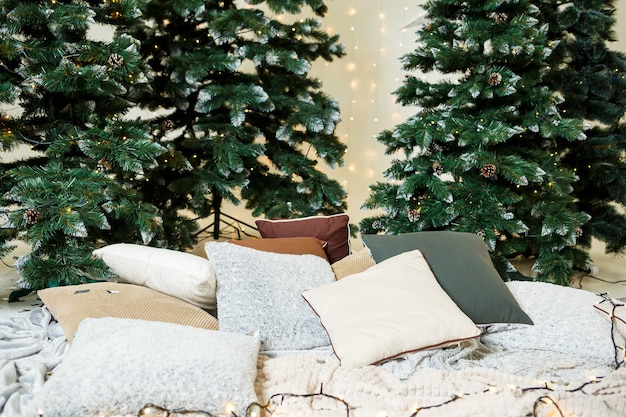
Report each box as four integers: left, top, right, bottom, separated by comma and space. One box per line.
361, 231, 533, 326
205, 241, 334, 351
35, 317, 260, 417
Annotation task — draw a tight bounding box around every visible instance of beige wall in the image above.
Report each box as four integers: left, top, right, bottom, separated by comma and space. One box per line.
617, 0, 626, 52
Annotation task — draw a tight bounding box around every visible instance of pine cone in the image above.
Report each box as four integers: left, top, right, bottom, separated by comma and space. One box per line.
480, 163, 497, 178
23, 208, 41, 224
162, 119, 174, 131
432, 162, 444, 175
107, 53, 124, 69
495, 13, 508, 23
408, 208, 421, 222
476, 229, 486, 238
488, 72, 502, 86
98, 158, 112, 171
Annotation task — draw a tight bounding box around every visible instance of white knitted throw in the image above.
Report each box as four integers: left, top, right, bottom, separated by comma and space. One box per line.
256, 354, 626, 417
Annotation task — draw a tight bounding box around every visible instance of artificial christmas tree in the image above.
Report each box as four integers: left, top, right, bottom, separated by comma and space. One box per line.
0, 0, 166, 289
128, 0, 348, 242
361, 0, 590, 284
0, 166, 17, 261
542, 0, 626, 254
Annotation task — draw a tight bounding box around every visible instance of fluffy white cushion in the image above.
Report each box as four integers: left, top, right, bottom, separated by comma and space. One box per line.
34, 318, 260, 417
93, 243, 216, 308
302, 250, 481, 368
204, 242, 334, 351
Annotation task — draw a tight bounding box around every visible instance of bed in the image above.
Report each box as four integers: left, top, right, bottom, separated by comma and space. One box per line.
1, 221, 625, 417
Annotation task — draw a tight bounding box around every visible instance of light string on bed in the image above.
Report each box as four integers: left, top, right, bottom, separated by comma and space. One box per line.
597, 292, 625, 369
135, 383, 572, 417
248, 383, 351, 417
138, 403, 220, 416
136, 385, 350, 417
529, 396, 565, 417
408, 389, 488, 416
405, 383, 570, 417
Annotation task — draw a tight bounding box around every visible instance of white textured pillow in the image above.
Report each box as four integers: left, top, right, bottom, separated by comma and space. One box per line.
302, 250, 481, 368
204, 242, 334, 351
93, 243, 216, 308
34, 318, 259, 417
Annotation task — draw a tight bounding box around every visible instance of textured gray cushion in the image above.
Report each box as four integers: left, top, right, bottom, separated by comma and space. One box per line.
205, 242, 334, 351
34, 317, 259, 417
361, 231, 533, 326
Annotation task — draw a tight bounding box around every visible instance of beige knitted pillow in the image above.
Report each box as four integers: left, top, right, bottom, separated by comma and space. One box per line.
38, 282, 219, 343
331, 249, 376, 279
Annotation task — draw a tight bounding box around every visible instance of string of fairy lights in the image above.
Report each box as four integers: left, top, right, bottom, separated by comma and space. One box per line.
302, 0, 421, 225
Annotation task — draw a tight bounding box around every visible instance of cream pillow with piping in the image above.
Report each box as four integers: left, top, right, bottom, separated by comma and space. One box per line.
302, 250, 481, 368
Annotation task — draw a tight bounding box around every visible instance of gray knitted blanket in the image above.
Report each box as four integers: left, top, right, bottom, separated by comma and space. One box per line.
381, 281, 622, 383
0, 307, 67, 417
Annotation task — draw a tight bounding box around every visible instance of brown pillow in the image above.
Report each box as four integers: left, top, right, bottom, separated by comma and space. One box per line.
255, 214, 350, 263
38, 282, 219, 343
230, 237, 329, 261
331, 249, 376, 279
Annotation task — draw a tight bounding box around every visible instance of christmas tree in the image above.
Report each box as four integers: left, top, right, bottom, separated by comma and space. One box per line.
128, 0, 348, 242
0, 164, 17, 261
542, 0, 626, 254
0, 0, 166, 289
360, 0, 590, 284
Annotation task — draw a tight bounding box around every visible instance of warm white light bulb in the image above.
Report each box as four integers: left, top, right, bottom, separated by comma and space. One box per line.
224, 402, 236, 414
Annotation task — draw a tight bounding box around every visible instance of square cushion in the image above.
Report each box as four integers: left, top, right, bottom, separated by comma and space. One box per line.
255, 214, 350, 263
361, 231, 533, 326
594, 299, 626, 340
93, 243, 216, 309
302, 250, 481, 368
331, 248, 376, 279
204, 242, 334, 351
230, 237, 329, 261
38, 282, 219, 343
34, 317, 259, 417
